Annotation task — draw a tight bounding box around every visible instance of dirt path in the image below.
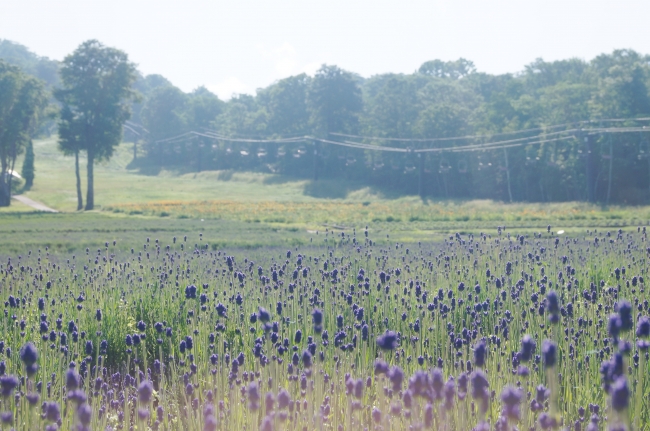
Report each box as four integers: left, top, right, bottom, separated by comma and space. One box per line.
12, 195, 58, 213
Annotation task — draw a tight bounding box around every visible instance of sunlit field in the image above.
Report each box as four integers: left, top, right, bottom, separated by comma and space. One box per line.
2, 137, 650, 430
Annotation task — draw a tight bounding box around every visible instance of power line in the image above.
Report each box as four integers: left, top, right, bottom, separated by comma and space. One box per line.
330, 116, 650, 143
135, 118, 650, 156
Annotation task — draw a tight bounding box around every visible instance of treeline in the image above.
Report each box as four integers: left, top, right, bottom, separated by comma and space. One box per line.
130, 51, 650, 204
3, 39, 650, 204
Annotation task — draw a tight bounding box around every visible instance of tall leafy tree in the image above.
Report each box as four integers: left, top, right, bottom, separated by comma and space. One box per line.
184, 87, 223, 171
55, 40, 137, 210
307, 65, 362, 136
0, 60, 47, 206
257, 74, 311, 137
57, 105, 85, 210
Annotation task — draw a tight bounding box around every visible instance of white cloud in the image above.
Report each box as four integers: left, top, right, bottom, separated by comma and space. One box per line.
258, 43, 321, 80
300, 61, 321, 77
208, 77, 254, 100
269, 43, 298, 76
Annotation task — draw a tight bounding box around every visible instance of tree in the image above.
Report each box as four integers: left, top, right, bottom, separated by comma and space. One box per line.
184, 87, 223, 171
55, 40, 137, 210
418, 58, 476, 79
140, 85, 187, 168
307, 65, 362, 137
21, 139, 34, 189
57, 105, 85, 209
257, 74, 311, 137
0, 60, 47, 206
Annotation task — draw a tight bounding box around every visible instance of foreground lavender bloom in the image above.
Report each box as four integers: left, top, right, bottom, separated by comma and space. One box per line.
542, 340, 557, 368
616, 301, 633, 332
204, 414, 218, 431
520, 335, 536, 362
637, 316, 650, 338
44, 401, 61, 422
470, 370, 489, 413
258, 307, 271, 323
138, 380, 153, 404
0, 411, 12, 425
68, 389, 87, 405
611, 377, 630, 412
66, 369, 80, 390
248, 382, 260, 410
77, 403, 92, 427
372, 407, 382, 423
376, 331, 399, 350
608, 314, 622, 340
312, 308, 323, 325
0, 375, 19, 397
374, 359, 389, 375
19, 342, 38, 367
278, 388, 291, 409
500, 386, 522, 421
302, 350, 313, 368
474, 340, 487, 367
388, 366, 404, 392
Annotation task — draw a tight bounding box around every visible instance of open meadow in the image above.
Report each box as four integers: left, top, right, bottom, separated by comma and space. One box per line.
2, 138, 650, 254
0, 139, 649, 430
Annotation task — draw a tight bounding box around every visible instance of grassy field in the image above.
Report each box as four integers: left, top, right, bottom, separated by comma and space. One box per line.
1, 137, 650, 255
1, 139, 649, 431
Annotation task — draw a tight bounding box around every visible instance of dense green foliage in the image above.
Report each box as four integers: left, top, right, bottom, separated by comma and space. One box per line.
0, 60, 47, 206
0, 40, 60, 89
3, 39, 650, 204
132, 52, 650, 204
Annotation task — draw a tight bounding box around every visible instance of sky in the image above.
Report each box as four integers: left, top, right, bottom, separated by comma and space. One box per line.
1, 0, 648, 99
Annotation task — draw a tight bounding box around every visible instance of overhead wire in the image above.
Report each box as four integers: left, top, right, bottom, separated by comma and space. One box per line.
139, 118, 650, 157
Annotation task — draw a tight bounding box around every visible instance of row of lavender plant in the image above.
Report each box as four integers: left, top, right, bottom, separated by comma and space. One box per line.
0, 226, 648, 430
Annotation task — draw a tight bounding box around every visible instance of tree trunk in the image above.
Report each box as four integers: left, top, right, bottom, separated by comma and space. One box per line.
75, 150, 83, 211
85, 149, 94, 210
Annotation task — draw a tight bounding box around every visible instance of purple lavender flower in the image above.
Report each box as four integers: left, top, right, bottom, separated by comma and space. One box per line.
542, 340, 557, 368
500, 386, 522, 421
138, 380, 153, 404
376, 331, 399, 350
473, 340, 487, 367
520, 335, 536, 362
637, 316, 650, 338
611, 376, 630, 412
19, 342, 38, 367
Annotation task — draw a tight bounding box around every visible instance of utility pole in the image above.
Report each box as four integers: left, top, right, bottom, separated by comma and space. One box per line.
606, 133, 613, 205
503, 148, 513, 203
418, 152, 424, 199
584, 134, 595, 203
313, 141, 318, 181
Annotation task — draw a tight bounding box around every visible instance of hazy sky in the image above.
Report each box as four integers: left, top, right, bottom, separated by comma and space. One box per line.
2, 0, 648, 99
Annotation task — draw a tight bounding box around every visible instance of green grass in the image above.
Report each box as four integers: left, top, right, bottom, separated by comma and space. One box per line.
0, 137, 649, 255
0, 139, 649, 431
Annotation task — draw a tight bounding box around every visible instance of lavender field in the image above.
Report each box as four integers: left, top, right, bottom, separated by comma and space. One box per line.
0, 226, 648, 431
